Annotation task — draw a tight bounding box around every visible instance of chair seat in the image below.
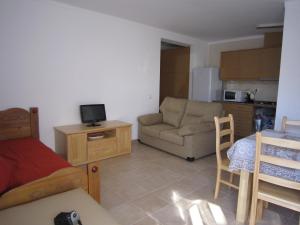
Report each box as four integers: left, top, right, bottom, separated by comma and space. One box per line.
221, 158, 230, 167
258, 181, 300, 212
220, 158, 240, 175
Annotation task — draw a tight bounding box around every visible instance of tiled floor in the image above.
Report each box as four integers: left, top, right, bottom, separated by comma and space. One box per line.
100, 141, 299, 225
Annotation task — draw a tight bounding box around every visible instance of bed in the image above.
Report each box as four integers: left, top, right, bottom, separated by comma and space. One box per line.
0, 107, 88, 210
0, 188, 120, 225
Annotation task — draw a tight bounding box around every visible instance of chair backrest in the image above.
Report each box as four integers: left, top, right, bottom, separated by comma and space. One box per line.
255, 132, 300, 191
281, 116, 300, 132
214, 114, 234, 167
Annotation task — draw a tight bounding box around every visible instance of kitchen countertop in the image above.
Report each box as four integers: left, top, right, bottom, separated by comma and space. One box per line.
214, 100, 276, 109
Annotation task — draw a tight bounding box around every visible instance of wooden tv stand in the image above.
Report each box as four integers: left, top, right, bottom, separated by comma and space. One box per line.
54, 120, 132, 202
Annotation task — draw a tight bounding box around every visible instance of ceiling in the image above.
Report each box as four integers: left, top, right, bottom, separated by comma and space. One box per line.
52, 0, 284, 41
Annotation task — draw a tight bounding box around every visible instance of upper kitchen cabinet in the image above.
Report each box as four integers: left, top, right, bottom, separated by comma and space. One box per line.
259, 47, 281, 80
220, 51, 240, 80
220, 47, 281, 81
239, 49, 261, 80
264, 32, 283, 48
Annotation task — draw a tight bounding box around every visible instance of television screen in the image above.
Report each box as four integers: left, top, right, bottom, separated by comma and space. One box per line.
80, 104, 106, 125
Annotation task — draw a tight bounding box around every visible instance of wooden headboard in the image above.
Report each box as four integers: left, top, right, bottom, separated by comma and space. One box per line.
0, 107, 39, 141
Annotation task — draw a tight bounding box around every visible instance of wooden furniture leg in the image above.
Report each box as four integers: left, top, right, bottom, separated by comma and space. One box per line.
256, 200, 264, 221
229, 173, 234, 184
236, 170, 252, 223
88, 161, 101, 203
214, 169, 221, 199
229, 173, 234, 189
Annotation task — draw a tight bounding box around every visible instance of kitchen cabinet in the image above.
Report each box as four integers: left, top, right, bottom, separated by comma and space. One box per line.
259, 47, 281, 80
222, 103, 255, 139
220, 51, 240, 80
239, 49, 260, 80
264, 32, 282, 48
220, 47, 281, 81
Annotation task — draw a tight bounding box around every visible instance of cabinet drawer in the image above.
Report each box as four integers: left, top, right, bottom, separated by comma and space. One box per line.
234, 105, 253, 112
223, 104, 253, 112
88, 137, 117, 160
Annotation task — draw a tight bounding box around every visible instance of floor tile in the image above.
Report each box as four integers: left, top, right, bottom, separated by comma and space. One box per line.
151, 204, 192, 225
109, 203, 146, 225
132, 193, 169, 213
101, 187, 127, 210
101, 141, 298, 225
132, 215, 162, 225
108, 182, 149, 201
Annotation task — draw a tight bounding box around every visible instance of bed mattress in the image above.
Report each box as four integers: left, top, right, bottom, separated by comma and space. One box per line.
0, 138, 70, 194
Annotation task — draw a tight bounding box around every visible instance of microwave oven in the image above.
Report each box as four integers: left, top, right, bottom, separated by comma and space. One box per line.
223, 90, 248, 102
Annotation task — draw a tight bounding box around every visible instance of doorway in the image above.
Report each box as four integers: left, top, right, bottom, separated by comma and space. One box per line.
159, 40, 190, 104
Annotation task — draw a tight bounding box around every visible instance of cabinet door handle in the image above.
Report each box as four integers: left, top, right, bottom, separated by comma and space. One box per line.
91, 166, 98, 173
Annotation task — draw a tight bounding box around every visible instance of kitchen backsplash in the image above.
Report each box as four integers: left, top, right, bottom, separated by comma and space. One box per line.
223, 80, 278, 102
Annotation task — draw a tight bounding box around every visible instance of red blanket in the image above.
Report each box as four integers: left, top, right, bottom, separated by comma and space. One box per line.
0, 138, 70, 194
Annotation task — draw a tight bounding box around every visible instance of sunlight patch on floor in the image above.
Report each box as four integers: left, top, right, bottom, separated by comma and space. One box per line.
189, 205, 204, 225
172, 191, 228, 225
208, 202, 227, 225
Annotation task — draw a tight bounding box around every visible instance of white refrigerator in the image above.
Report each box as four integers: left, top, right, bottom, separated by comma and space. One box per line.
191, 67, 222, 102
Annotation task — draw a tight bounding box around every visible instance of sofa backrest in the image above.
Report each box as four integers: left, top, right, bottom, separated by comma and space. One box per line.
180, 101, 223, 126
160, 97, 187, 128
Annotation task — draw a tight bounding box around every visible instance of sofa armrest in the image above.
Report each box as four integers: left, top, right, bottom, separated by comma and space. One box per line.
178, 122, 215, 136
138, 113, 163, 126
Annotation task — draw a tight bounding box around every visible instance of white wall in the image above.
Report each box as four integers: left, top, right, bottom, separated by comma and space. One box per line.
208, 36, 279, 101
275, 0, 300, 129
0, 0, 208, 150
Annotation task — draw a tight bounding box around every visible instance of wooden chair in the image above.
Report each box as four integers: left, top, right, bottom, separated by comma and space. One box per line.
213, 114, 239, 199
249, 132, 300, 225
281, 116, 300, 131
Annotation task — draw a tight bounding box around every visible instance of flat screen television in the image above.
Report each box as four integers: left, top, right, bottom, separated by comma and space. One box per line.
80, 104, 106, 126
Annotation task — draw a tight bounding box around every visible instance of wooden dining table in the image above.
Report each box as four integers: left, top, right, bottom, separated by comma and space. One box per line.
227, 129, 300, 223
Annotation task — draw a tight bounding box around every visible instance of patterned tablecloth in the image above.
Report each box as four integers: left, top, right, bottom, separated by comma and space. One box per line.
227, 129, 300, 182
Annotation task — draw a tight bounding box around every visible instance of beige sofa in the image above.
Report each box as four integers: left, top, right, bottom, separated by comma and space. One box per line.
138, 97, 223, 160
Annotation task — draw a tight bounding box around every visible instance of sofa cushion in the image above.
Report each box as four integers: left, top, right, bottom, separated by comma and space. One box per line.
138, 113, 163, 126
142, 124, 175, 138
181, 114, 204, 126
178, 122, 215, 136
160, 97, 187, 128
160, 129, 184, 146
181, 101, 222, 126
